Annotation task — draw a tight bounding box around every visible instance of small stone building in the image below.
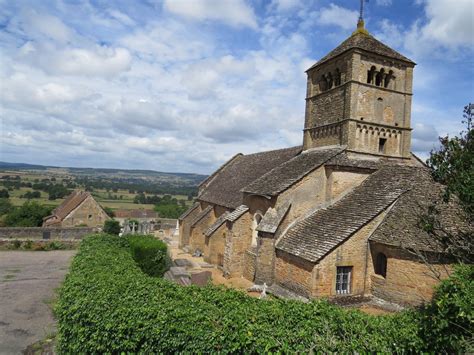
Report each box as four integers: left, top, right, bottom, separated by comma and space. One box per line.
43, 191, 110, 228
114, 209, 160, 226
178, 20, 471, 306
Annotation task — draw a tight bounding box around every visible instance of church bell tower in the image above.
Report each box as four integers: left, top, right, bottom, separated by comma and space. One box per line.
303, 13, 416, 159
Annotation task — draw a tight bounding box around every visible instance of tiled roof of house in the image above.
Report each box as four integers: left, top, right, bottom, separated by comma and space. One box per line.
369, 170, 473, 253
44, 190, 90, 225
190, 206, 213, 228
179, 202, 200, 221
204, 205, 249, 237
114, 209, 159, 219
276, 165, 421, 262
257, 201, 291, 234
198, 146, 301, 209
242, 147, 343, 197
307, 32, 415, 71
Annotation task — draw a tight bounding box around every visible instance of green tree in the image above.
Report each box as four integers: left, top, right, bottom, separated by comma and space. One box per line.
103, 220, 121, 235
103, 206, 115, 218
4, 201, 53, 227
0, 189, 9, 198
427, 103, 473, 218
0, 198, 13, 216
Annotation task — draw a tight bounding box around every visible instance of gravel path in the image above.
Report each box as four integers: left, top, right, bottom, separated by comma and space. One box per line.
0, 251, 76, 354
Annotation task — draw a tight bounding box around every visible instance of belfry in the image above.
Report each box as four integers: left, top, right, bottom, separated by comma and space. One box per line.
303, 16, 415, 159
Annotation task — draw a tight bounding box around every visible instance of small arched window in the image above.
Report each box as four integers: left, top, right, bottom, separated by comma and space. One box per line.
367, 66, 376, 84
375, 68, 385, 86
334, 68, 341, 86
375, 253, 387, 278
251, 212, 263, 247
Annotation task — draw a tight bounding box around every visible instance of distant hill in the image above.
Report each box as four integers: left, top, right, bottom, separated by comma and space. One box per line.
0, 161, 207, 187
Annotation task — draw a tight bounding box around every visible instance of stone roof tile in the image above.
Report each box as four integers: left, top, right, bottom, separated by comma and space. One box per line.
257, 201, 291, 234
307, 32, 415, 71
179, 202, 200, 221
198, 146, 301, 209
242, 147, 343, 197
276, 166, 420, 262
190, 206, 213, 228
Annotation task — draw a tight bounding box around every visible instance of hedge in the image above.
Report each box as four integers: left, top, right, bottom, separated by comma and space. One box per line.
55, 234, 472, 353
128, 235, 170, 277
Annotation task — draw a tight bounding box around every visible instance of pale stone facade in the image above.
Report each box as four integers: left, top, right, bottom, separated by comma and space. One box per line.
178, 23, 468, 307
43, 191, 110, 228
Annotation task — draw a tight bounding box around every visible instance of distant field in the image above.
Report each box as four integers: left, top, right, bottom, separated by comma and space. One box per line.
1, 165, 199, 213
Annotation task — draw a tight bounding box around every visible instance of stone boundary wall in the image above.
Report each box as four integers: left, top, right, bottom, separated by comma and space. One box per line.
0, 227, 98, 240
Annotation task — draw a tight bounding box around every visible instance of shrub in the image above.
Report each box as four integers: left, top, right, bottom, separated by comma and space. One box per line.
103, 219, 120, 235
418, 264, 474, 352
56, 235, 424, 353
127, 235, 170, 277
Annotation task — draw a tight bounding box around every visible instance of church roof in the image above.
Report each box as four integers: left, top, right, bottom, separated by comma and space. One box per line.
198, 146, 301, 209
307, 32, 415, 71
276, 165, 421, 262
242, 147, 343, 197
369, 170, 472, 253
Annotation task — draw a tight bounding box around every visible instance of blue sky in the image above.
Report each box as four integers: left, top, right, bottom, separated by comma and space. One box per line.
0, 0, 472, 174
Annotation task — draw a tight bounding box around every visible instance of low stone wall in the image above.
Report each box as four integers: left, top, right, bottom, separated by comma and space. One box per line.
0, 227, 97, 240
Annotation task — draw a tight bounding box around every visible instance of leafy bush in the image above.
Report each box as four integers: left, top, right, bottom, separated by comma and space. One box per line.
418, 264, 474, 352
127, 235, 170, 277
56, 235, 425, 353
4, 201, 53, 227
103, 219, 120, 235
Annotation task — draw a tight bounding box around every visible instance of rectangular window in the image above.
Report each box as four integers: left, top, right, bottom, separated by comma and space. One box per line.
336, 266, 352, 295
378, 138, 387, 153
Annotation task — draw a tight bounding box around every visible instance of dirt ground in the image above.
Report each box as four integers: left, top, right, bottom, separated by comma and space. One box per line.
0, 250, 76, 354
167, 242, 255, 292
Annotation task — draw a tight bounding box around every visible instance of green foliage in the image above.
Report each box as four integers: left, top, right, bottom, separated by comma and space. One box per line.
56, 235, 427, 353
102, 206, 115, 218
21, 190, 41, 199
154, 203, 187, 219
4, 201, 53, 227
427, 103, 474, 218
418, 264, 474, 352
103, 219, 120, 235
0, 188, 10, 198
127, 235, 170, 277
0, 198, 13, 216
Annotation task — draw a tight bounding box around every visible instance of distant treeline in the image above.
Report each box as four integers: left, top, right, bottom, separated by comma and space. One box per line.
75, 178, 199, 197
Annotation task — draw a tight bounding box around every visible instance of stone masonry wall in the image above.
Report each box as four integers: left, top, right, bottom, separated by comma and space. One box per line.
0, 227, 97, 240
190, 209, 215, 254
312, 211, 387, 297
274, 250, 314, 297
179, 205, 202, 247
254, 233, 275, 285
369, 242, 452, 306
205, 223, 227, 266
61, 196, 110, 227
243, 248, 257, 282
223, 213, 252, 278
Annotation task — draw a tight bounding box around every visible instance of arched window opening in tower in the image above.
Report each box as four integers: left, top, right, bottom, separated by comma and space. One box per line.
367, 66, 376, 84
375, 68, 385, 86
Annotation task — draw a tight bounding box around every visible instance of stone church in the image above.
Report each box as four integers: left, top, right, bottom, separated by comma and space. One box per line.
178, 20, 467, 306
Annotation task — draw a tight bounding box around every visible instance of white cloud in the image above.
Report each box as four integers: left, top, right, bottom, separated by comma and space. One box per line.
107, 9, 136, 26
18, 43, 132, 77
419, 0, 474, 47
317, 4, 359, 30
163, 0, 257, 29
269, 0, 303, 12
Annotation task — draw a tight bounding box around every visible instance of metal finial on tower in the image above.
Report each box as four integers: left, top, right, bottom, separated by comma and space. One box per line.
353, 0, 369, 36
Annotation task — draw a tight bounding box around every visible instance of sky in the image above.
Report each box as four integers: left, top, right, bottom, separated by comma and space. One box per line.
0, 0, 473, 174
